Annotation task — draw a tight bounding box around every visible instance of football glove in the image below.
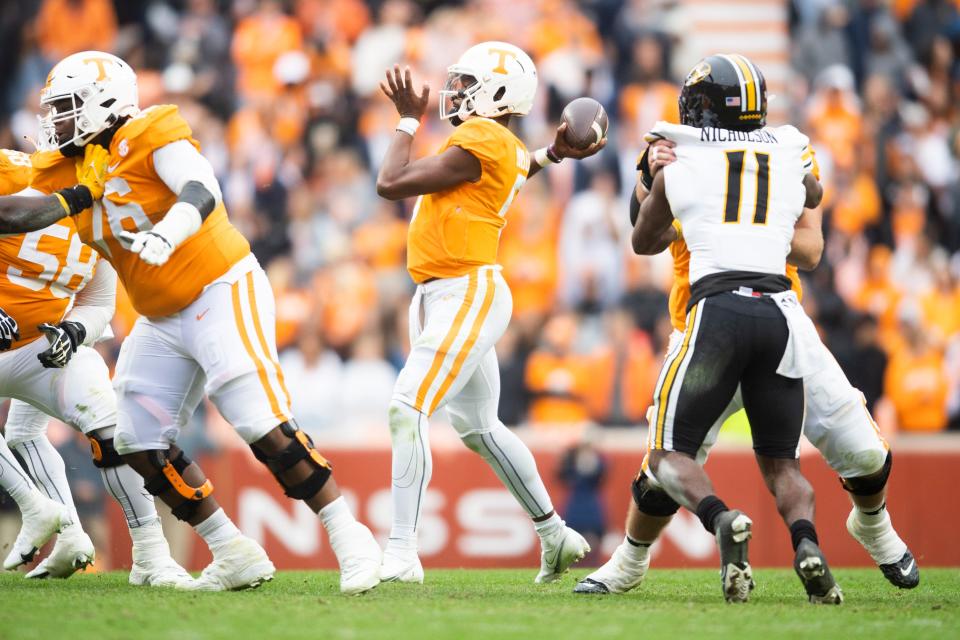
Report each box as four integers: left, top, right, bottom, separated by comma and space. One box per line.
37, 321, 86, 369
118, 229, 175, 266
0, 307, 20, 351
75, 144, 110, 200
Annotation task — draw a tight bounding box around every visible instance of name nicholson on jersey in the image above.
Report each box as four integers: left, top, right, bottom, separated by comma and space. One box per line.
699, 127, 779, 144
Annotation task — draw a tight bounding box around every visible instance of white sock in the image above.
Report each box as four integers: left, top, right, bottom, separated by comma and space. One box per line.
0, 437, 41, 508
387, 401, 431, 551
462, 424, 556, 522
621, 535, 651, 562
100, 463, 159, 529
12, 436, 80, 521
193, 508, 241, 552
854, 502, 889, 527
533, 512, 564, 540
318, 496, 355, 535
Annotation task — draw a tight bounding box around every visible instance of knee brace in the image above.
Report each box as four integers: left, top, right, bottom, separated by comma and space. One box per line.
841, 450, 892, 496
87, 432, 124, 469
632, 471, 681, 517
251, 421, 332, 501
143, 448, 214, 521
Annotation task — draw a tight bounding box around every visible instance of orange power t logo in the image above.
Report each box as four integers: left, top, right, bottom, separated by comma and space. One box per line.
83, 57, 114, 81
489, 48, 517, 75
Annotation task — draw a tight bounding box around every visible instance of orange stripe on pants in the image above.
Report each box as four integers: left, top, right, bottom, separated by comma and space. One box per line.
427, 270, 497, 415
414, 271, 479, 413
245, 271, 293, 413
654, 302, 700, 449
231, 280, 286, 424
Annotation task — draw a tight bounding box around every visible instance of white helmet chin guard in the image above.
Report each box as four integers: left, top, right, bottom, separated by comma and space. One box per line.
39, 51, 139, 150
439, 41, 537, 122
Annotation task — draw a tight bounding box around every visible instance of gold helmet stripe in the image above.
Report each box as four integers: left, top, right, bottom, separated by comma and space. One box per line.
728, 54, 757, 112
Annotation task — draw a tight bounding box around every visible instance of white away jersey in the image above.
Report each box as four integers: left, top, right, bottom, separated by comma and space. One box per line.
650, 121, 812, 284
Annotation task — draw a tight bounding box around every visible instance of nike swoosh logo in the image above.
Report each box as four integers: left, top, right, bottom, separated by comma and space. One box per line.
900, 560, 915, 576
196, 309, 210, 321
108, 162, 120, 172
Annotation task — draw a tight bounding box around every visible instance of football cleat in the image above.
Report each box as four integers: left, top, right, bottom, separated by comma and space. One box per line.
127, 518, 193, 588
878, 551, 920, 590
379, 545, 424, 585
715, 510, 754, 603
846, 507, 918, 589
536, 525, 591, 584
3, 494, 71, 570
331, 521, 381, 595
25, 524, 95, 578
794, 538, 843, 604
183, 535, 275, 591
573, 541, 649, 594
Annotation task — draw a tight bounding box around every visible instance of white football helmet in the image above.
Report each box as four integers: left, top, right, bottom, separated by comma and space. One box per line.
39, 51, 139, 150
439, 41, 537, 122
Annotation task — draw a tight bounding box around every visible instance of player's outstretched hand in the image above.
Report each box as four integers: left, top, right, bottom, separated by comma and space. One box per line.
552, 123, 607, 160
75, 144, 109, 200
118, 230, 174, 266
380, 65, 430, 120
648, 139, 677, 176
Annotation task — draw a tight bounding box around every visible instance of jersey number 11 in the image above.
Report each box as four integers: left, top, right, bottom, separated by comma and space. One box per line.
723, 150, 770, 225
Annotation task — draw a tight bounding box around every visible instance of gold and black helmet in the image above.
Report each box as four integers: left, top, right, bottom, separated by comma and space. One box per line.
679, 54, 767, 131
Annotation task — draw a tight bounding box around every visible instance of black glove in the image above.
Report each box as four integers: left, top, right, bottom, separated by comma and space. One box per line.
0, 307, 19, 350
36, 321, 86, 368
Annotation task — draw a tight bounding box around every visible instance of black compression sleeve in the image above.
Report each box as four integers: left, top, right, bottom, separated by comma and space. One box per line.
178, 181, 217, 219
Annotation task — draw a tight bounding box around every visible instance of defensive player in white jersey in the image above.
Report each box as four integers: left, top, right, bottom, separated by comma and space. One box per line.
375, 44, 603, 583
576, 80, 917, 598
10, 51, 383, 594
623, 54, 843, 604
0, 147, 191, 585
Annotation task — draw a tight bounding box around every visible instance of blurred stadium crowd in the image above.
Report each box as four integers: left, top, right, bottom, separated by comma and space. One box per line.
0, 0, 958, 445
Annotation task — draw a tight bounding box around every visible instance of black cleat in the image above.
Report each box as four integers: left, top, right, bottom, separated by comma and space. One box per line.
715, 510, 754, 603
573, 578, 611, 594
879, 550, 920, 589
794, 538, 843, 604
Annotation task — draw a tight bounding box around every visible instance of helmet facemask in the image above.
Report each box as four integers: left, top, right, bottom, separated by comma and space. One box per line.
439, 71, 481, 122
40, 85, 121, 154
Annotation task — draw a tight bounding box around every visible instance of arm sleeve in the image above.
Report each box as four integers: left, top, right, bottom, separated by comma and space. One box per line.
152, 139, 223, 205
65, 260, 116, 345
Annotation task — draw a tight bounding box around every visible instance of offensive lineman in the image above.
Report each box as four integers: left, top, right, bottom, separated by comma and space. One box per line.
21, 51, 381, 594
0, 147, 190, 585
615, 54, 841, 603
576, 62, 917, 597
375, 43, 603, 583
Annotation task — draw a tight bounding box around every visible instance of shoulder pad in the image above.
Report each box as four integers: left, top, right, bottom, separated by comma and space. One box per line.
767, 125, 810, 148
111, 105, 197, 156
644, 121, 701, 145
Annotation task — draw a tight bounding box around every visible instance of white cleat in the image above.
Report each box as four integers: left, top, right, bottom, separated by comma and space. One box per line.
183, 535, 275, 592
25, 524, 95, 579
3, 494, 71, 570
127, 518, 194, 588
333, 522, 382, 595
536, 526, 591, 584
573, 542, 649, 594
379, 545, 424, 584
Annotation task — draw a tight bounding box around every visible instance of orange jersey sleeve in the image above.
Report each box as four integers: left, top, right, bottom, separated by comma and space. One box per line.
669, 224, 805, 333
406, 117, 530, 283
51, 105, 250, 318
0, 149, 33, 195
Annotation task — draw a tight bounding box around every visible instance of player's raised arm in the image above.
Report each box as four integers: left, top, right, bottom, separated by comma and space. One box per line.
376, 65, 482, 200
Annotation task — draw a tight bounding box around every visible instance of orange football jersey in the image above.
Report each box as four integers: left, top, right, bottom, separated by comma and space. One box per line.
668, 227, 802, 332
407, 117, 530, 283
32, 105, 251, 318
0, 149, 98, 349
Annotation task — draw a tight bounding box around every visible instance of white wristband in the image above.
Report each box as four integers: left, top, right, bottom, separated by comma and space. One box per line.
396, 117, 420, 136
534, 147, 557, 168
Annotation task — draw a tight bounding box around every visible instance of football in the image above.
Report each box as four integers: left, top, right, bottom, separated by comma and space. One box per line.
561, 97, 608, 149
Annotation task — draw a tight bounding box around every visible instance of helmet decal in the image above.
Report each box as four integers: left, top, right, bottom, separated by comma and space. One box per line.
685, 60, 711, 87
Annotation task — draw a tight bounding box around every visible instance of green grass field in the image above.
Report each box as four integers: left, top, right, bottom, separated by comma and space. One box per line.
1, 568, 957, 640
